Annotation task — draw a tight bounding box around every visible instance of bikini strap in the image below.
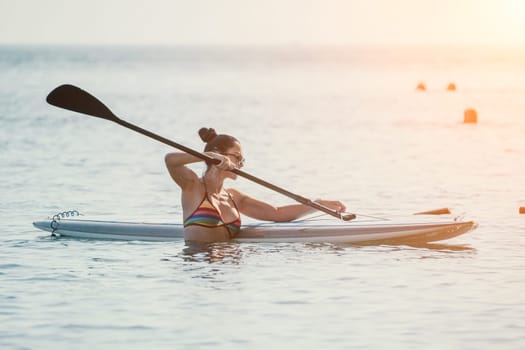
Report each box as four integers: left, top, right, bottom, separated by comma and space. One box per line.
226, 190, 241, 216
202, 178, 240, 218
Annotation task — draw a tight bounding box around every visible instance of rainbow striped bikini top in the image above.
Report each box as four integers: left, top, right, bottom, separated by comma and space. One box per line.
183, 185, 241, 238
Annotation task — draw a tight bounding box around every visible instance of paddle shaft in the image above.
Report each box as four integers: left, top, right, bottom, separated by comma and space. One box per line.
113, 119, 353, 220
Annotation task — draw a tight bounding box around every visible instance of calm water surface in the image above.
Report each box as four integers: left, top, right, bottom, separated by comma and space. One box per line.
1, 45, 524, 349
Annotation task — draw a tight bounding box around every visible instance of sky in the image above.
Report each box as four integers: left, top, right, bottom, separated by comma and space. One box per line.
1, 0, 524, 46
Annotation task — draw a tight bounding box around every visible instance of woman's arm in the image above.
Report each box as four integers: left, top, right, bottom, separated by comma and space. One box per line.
164, 152, 202, 188
165, 152, 235, 189
228, 189, 346, 222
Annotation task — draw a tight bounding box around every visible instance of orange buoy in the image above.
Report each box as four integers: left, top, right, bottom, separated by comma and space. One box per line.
414, 208, 451, 215
464, 108, 478, 123
416, 82, 426, 91
447, 83, 456, 91
520, 207, 525, 214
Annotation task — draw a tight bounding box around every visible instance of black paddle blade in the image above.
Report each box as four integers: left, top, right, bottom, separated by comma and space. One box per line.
46, 84, 119, 121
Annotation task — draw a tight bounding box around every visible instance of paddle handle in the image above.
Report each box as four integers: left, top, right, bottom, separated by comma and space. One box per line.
116, 118, 354, 221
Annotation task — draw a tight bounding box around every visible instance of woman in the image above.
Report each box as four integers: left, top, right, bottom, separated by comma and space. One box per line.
165, 128, 346, 243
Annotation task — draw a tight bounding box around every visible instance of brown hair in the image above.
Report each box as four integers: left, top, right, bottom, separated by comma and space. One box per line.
199, 127, 239, 152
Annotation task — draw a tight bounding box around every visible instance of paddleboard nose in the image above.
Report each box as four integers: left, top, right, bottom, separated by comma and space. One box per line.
33, 221, 51, 232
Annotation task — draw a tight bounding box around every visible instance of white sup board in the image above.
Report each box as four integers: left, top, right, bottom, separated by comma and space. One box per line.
33, 217, 476, 244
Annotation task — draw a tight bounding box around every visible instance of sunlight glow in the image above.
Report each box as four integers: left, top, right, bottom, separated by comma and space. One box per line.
1, 0, 525, 46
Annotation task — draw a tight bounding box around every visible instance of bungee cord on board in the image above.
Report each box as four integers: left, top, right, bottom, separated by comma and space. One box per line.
50, 210, 83, 236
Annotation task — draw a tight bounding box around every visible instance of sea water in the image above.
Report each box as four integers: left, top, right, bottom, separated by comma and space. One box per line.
1, 45, 524, 349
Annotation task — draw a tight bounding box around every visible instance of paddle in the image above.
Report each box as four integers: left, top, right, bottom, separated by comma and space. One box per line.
46, 84, 356, 221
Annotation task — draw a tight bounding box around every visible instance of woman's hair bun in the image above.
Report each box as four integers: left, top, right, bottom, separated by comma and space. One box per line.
198, 127, 218, 143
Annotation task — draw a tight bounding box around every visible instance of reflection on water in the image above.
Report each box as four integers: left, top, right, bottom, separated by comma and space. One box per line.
178, 242, 243, 264
350, 241, 475, 252
399, 242, 475, 252
170, 240, 475, 266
